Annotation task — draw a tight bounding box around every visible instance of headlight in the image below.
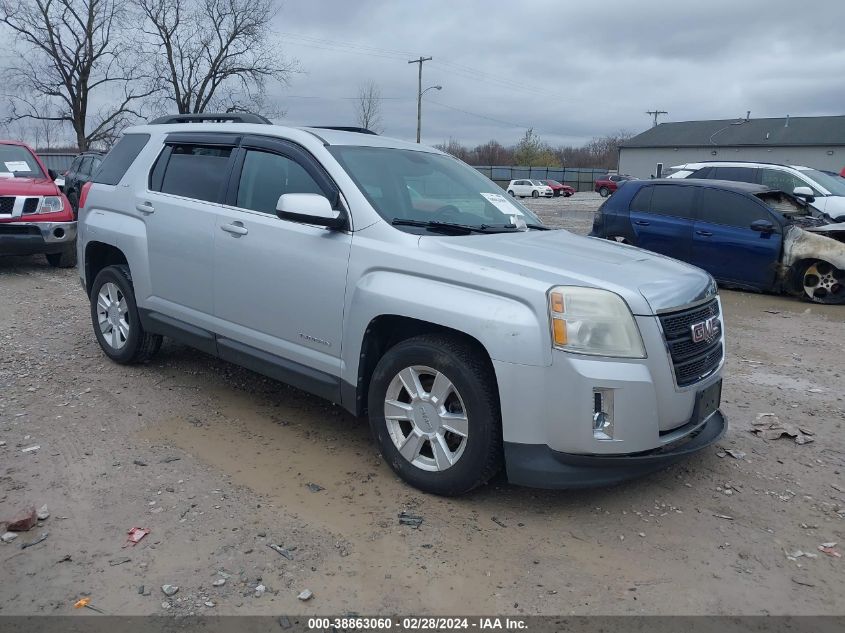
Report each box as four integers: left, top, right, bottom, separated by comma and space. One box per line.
37, 196, 64, 214
548, 286, 646, 358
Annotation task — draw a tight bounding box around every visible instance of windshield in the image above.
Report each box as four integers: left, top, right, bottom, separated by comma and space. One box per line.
801, 169, 845, 196
0, 144, 45, 178
329, 146, 542, 231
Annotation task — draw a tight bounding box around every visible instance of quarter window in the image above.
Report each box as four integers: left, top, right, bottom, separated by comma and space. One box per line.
153, 144, 233, 202
647, 185, 697, 219
698, 188, 773, 228
235, 150, 323, 214
95, 133, 150, 186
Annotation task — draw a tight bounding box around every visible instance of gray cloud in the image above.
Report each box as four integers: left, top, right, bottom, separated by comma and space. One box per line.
272, 0, 845, 146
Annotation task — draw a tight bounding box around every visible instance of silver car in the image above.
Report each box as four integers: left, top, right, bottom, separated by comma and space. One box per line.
78, 114, 726, 495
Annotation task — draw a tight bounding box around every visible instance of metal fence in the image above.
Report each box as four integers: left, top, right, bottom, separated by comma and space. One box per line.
473, 166, 608, 192
38, 152, 77, 173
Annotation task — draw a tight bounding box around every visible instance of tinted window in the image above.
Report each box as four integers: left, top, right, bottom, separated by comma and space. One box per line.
95, 134, 151, 185
760, 169, 818, 195
689, 167, 712, 179
699, 188, 772, 228
90, 157, 102, 177
78, 157, 93, 177
711, 166, 758, 183
630, 186, 653, 211
235, 150, 323, 214
648, 185, 697, 219
156, 144, 233, 202
68, 156, 82, 174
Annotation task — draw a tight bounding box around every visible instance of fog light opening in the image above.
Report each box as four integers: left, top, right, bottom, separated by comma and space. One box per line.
53, 228, 65, 239
593, 388, 614, 440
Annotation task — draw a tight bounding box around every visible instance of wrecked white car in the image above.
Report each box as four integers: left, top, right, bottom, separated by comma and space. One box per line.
591, 179, 845, 304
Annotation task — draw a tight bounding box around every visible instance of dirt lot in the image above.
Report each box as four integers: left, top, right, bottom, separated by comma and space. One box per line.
1, 196, 844, 617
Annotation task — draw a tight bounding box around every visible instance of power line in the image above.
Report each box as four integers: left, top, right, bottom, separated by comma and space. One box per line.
646, 110, 668, 127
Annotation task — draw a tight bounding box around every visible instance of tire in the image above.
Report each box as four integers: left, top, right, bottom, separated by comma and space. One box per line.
599, 187, 610, 197
608, 236, 630, 245
531, 190, 539, 198
367, 334, 503, 496
565, 192, 573, 197
507, 190, 515, 196
797, 260, 845, 304
90, 265, 162, 364
46, 243, 77, 268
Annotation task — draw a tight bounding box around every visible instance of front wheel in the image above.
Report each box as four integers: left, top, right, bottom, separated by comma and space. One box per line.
599, 187, 610, 197
90, 265, 162, 363
507, 190, 515, 196
531, 190, 539, 198
367, 334, 502, 496
798, 260, 845, 304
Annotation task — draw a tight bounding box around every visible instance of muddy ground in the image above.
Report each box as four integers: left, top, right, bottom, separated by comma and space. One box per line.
1, 193, 844, 616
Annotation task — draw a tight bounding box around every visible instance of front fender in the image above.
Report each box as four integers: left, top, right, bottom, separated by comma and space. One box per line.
341, 269, 551, 386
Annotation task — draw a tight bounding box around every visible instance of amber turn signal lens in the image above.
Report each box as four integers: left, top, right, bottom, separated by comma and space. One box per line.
550, 292, 564, 314
552, 318, 567, 345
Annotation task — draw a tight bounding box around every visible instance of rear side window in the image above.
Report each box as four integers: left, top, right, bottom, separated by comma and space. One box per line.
698, 188, 773, 228
152, 144, 233, 203
94, 134, 150, 185
711, 166, 758, 183
648, 185, 697, 219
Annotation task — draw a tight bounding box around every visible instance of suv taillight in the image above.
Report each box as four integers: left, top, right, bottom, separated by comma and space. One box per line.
79, 181, 93, 210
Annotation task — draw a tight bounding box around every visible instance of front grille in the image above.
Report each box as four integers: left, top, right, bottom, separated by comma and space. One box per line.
0, 196, 13, 214
22, 198, 39, 214
659, 298, 723, 387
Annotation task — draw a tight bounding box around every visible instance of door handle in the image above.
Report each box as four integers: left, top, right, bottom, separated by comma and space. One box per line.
696, 230, 713, 237
221, 222, 248, 236
634, 220, 650, 226
135, 202, 155, 214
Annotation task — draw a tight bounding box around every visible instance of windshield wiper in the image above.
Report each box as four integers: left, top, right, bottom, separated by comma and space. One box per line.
391, 218, 522, 234
525, 223, 552, 231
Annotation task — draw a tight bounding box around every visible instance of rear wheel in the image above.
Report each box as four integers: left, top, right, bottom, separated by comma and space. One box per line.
799, 260, 845, 304
367, 334, 502, 496
90, 265, 162, 363
608, 236, 630, 245
46, 244, 77, 268
599, 187, 610, 197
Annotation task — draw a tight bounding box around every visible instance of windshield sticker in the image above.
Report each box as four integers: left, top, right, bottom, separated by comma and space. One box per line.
480, 192, 524, 216
4, 161, 30, 172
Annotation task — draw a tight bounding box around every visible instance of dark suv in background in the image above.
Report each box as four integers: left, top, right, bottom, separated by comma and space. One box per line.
63, 151, 103, 214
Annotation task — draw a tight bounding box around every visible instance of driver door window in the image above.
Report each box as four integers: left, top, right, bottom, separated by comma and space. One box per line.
760, 169, 817, 195
235, 150, 324, 214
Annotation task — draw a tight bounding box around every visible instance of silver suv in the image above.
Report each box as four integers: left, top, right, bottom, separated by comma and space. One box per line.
78, 114, 726, 495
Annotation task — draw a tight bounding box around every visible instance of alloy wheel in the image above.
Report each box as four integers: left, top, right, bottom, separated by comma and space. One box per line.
96, 282, 130, 350
803, 261, 845, 302
383, 365, 468, 472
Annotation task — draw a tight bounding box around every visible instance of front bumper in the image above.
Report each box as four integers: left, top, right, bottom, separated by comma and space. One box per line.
0, 221, 77, 255
504, 409, 726, 488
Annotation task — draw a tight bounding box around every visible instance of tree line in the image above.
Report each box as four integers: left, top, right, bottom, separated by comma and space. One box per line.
0, 0, 298, 150
435, 128, 634, 169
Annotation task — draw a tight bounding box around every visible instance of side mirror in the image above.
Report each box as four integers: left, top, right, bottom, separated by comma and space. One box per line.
793, 186, 815, 202
750, 219, 775, 233
275, 193, 346, 229
48, 168, 58, 180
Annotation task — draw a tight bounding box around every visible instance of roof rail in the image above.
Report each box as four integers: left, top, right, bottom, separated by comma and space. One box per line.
310, 126, 378, 135
148, 112, 272, 125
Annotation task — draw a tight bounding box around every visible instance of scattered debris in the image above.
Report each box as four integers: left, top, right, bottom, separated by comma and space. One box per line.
791, 576, 816, 588
138, 586, 145, 595
133, 459, 148, 467
124, 527, 150, 547
0, 441, 6, 447
785, 549, 818, 561
56, 554, 72, 563
21, 445, 40, 453
159, 456, 180, 463
7, 506, 37, 532
254, 584, 266, 598
161, 584, 179, 596
818, 543, 841, 558
491, 516, 507, 528
204, 601, 215, 608
74, 597, 105, 614
212, 578, 226, 587
725, 449, 746, 460
278, 616, 293, 629
36, 505, 49, 521
713, 514, 734, 521
297, 589, 313, 601
398, 510, 423, 528
751, 413, 814, 444
2, 532, 18, 543
20, 532, 49, 550
161, 602, 171, 610
109, 557, 132, 566
306, 482, 324, 493
269, 543, 294, 560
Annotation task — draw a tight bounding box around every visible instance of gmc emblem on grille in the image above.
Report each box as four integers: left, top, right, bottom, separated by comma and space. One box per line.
690, 315, 720, 343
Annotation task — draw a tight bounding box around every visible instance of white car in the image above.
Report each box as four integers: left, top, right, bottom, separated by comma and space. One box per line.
667, 161, 845, 220
506, 179, 553, 198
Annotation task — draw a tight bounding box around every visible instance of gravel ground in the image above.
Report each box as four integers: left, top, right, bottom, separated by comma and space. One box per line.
1, 208, 844, 617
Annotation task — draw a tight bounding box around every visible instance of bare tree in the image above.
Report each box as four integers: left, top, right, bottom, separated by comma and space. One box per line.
137, 0, 298, 116
354, 81, 384, 133
0, 0, 155, 150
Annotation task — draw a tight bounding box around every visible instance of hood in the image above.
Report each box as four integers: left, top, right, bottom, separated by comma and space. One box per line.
817, 195, 845, 220
0, 176, 60, 196
419, 229, 716, 315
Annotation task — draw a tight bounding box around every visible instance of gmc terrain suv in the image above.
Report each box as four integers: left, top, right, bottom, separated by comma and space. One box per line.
0, 140, 77, 267
78, 113, 727, 495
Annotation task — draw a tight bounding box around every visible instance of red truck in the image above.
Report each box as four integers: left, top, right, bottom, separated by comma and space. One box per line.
594, 173, 634, 197
0, 140, 76, 267
538, 179, 576, 197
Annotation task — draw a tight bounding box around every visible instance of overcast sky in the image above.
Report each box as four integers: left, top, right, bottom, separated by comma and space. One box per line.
273, 0, 845, 147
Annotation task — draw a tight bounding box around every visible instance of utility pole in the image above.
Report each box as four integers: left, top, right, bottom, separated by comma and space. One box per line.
646, 110, 668, 127
409, 56, 432, 143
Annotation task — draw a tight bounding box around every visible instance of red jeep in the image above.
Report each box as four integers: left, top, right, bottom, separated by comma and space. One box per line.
0, 140, 76, 267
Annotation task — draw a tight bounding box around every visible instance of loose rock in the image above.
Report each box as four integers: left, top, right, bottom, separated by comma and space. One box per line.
161, 584, 179, 596
6, 506, 37, 532
1, 532, 18, 543
297, 589, 313, 601
36, 505, 49, 521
